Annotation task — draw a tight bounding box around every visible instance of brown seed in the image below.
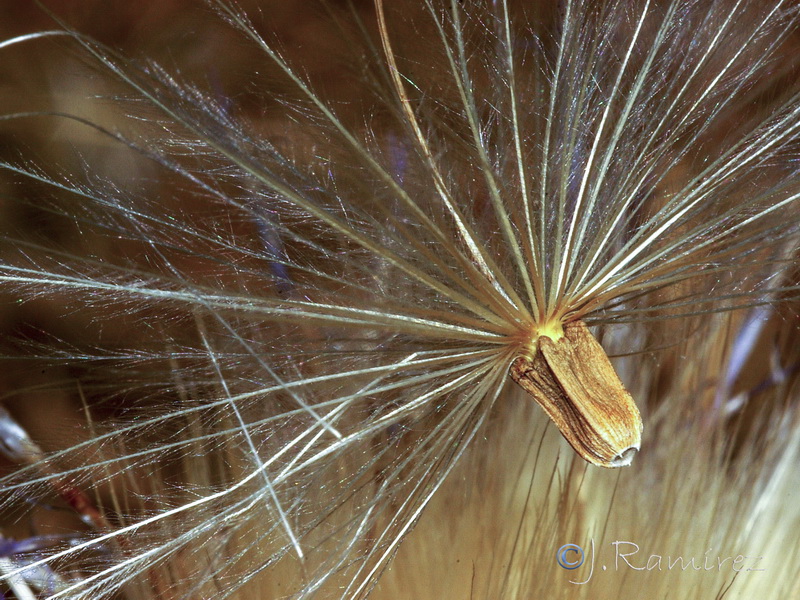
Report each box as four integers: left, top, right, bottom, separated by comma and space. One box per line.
509, 320, 643, 468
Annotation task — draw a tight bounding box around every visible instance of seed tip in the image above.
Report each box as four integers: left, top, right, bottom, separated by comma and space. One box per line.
608, 445, 639, 468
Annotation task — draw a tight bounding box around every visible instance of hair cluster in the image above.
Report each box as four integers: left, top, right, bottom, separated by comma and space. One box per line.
0, 1, 799, 599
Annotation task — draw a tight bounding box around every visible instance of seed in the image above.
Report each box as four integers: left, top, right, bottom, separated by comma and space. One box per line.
510, 321, 642, 467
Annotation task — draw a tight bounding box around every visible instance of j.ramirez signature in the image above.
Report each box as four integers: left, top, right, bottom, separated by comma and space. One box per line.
558, 539, 764, 584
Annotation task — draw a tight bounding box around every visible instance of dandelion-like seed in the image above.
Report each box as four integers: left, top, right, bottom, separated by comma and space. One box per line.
0, 0, 799, 598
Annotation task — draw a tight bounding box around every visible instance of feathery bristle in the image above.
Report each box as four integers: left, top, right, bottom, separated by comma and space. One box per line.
0, 1, 799, 598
